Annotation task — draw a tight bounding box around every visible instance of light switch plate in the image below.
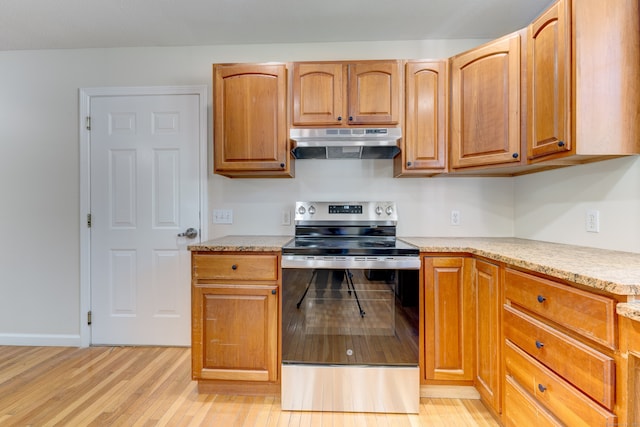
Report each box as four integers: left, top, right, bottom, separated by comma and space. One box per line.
586, 210, 599, 233
213, 209, 233, 224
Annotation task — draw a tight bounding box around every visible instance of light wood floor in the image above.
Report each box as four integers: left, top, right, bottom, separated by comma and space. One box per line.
0, 346, 499, 426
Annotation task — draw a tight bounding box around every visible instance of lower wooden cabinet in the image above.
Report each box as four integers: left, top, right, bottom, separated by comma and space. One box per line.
505, 340, 616, 426
504, 268, 618, 426
620, 316, 640, 426
422, 256, 474, 383
474, 260, 502, 414
504, 375, 562, 427
191, 251, 280, 394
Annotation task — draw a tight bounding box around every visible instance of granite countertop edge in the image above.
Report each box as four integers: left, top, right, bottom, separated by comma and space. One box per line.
189, 235, 640, 322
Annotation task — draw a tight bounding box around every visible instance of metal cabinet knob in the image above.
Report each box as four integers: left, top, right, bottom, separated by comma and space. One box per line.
538, 384, 547, 393
512, 153, 519, 159
535, 340, 544, 349
558, 141, 566, 147
177, 228, 198, 239
537, 295, 546, 303
231, 264, 238, 270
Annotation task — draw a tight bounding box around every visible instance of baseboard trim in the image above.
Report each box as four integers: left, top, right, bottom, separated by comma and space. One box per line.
0, 333, 82, 347
421, 385, 481, 399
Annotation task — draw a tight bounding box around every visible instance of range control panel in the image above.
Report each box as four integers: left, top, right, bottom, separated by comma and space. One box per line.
294, 201, 397, 223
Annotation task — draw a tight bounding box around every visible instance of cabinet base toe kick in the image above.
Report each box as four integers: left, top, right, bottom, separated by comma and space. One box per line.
281, 364, 420, 414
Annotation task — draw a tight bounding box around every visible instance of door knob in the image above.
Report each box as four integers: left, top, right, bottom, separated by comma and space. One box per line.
177, 228, 198, 239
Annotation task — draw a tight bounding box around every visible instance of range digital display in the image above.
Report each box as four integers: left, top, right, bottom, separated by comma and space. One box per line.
328, 204, 363, 214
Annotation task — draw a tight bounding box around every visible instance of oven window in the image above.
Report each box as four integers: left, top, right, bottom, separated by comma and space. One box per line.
282, 268, 419, 366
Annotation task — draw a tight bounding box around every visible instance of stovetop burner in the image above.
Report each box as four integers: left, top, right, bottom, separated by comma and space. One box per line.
281, 202, 419, 268
282, 236, 418, 256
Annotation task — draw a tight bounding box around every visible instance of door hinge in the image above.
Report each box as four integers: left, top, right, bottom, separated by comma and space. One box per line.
87, 310, 92, 325
87, 213, 92, 228
86, 116, 91, 131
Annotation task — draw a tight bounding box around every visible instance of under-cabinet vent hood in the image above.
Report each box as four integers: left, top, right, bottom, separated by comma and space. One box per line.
290, 128, 401, 159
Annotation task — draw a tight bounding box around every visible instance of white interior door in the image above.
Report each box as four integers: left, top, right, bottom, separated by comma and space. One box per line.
89, 93, 200, 346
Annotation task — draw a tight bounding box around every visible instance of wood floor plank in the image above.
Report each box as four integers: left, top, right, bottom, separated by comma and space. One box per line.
0, 346, 499, 426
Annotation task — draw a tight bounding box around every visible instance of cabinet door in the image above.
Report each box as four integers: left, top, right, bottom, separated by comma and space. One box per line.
527, 0, 571, 159
213, 63, 291, 177
450, 32, 522, 168
192, 283, 278, 382
423, 257, 474, 382
400, 60, 448, 173
348, 61, 401, 125
475, 260, 501, 413
292, 63, 345, 126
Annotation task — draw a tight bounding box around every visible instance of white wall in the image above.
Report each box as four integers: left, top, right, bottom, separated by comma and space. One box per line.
0, 39, 637, 345
514, 156, 640, 253
0, 39, 497, 344
208, 161, 514, 238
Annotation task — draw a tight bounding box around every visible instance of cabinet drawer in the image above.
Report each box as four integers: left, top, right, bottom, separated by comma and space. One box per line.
504, 375, 562, 427
192, 254, 279, 281
505, 269, 616, 348
504, 305, 615, 409
505, 340, 616, 427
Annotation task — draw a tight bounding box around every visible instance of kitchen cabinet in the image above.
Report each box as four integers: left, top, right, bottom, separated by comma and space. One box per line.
619, 315, 640, 426
291, 60, 401, 127
527, 0, 640, 162
191, 252, 280, 394
394, 60, 448, 177
450, 31, 523, 170
213, 63, 293, 178
503, 268, 617, 426
474, 260, 502, 414
422, 256, 474, 383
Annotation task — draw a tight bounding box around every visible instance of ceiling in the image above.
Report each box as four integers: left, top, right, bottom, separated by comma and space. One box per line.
0, 0, 555, 51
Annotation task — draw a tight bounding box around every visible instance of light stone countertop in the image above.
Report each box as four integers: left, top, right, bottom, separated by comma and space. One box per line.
188, 235, 293, 252
399, 237, 640, 297
188, 235, 640, 321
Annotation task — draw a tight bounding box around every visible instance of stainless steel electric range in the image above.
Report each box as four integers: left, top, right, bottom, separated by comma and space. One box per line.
281, 201, 420, 413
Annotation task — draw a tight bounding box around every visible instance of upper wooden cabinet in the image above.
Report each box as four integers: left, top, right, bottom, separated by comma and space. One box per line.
213, 63, 293, 178
394, 60, 448, 177
450, 31, 523, 170
527, 0, 640, 162
527, 0, 571, 160
291, 60, 401, 127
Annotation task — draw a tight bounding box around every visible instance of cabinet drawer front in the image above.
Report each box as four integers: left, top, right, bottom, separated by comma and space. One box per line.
193, 254, 279, 281
504, 375, 562, 427
505, 340, 616, 427
504, 305, 615, 409
505, 269, 616, 348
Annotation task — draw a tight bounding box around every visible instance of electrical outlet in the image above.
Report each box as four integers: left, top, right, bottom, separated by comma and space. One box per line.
213, 209, 233, 224
450, 210, 461, 226
586, 210, 600, 233
281, 210, 291, 226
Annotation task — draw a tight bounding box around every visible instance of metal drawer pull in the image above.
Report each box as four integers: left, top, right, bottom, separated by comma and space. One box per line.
271, 289, 276, 295
535, 340, 544, 349
537, 295, 546, 303
538, 384, 547, 393
231, 264, 238, 270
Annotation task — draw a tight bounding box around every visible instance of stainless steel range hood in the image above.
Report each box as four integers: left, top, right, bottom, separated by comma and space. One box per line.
290, 128, 401, 159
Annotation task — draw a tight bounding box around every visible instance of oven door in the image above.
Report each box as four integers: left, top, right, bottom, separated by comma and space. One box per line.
281, 266, 420, 413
